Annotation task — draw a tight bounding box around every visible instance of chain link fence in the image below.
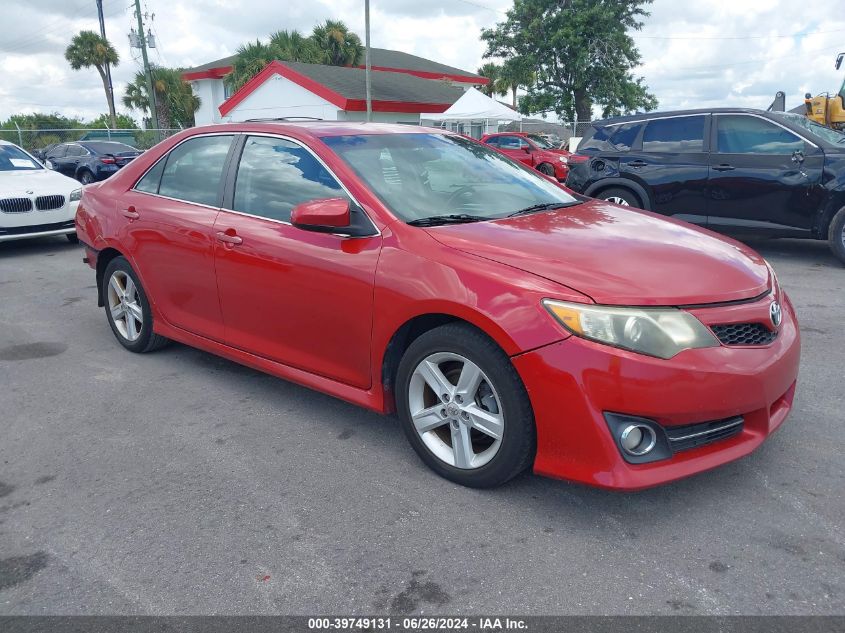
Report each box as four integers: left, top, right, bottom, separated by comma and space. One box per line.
0, 128, 183, 154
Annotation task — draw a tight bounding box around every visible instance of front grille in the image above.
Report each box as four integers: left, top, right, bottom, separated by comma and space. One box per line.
712, 322, 777, 346
0, 197, 33, 213
0, 220, 75, 236
35, 195, 65, 211
665, 416, 744, 452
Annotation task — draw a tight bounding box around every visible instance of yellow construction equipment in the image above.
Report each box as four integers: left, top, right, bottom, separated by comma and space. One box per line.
804, 53, 845, 130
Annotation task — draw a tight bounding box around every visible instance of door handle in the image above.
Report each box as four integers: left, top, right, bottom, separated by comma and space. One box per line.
627, 160, 647, 168
713, 164, 736, 172
216, 231, 243, 245
121, 206, 140, 220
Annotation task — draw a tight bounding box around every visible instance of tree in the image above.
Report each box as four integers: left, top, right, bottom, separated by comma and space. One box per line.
481, 0, 657, 121
270, 29, 322, 64
310, 20, 363, 66
87, 113, 139, 129
477, 63, 502, 98
65, 31, 120, 127
123, 67, 200, 129
495, 57, 535, 108
225, 40, 278, 92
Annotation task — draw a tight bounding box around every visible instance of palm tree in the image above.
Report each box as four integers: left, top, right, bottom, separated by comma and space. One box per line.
495, 58, 535, 109
477, 63, 501, 98
225, 40, 278, 92
123, 67, 200, 129
269, 29, 321, 64
311, 20, 363, 66
65, 31, 119, 127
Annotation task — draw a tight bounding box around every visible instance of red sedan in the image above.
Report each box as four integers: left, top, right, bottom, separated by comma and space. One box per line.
75, 122, 800, 490
480, 132, 571, 180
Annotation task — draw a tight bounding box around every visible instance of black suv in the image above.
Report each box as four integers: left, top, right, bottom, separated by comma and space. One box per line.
45, 141, 141, 184
566, 108, 845, 264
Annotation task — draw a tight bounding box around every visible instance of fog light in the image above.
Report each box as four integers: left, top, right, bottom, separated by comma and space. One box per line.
620, 424, 657, 456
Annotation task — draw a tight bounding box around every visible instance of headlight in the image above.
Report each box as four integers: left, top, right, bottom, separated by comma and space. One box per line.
558, 155, 568, 163
69, 188, 82, 202
543, 299, 719, 359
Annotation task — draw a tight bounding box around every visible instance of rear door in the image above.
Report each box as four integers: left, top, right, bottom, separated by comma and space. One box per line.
212, 134, 381, 388
120, 133, 235, 341
46, 144, 71, 175
707, 114, 824, 236
624, 115, 710, 223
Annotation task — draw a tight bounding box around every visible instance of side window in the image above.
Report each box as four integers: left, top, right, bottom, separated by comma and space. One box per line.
716, 116, 804, 154
134, 158, 166, 194
484, 137, 500, 147
50, 145, 68, 158
158, 135, 233, 206
609, 122, 644, 151
578, 127, 612, 152
642, 116, 705, 153
232, 136, 345, 223
66, 145, 84, 157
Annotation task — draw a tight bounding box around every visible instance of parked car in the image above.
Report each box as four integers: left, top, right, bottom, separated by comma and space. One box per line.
45, 141, 141, 184
566, 108, 845, 264
76, 122, 799, 490
31, 143, 59, 162
0, 140, 80, 242
481, 132, 571, 180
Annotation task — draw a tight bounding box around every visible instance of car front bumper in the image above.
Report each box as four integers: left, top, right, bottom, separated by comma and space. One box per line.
512, 292, 801, 490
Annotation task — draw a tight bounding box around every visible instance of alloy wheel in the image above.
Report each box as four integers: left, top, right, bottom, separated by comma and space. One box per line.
606, 196, 630, 206
408, 352, 504, 469
107, 270, 143, 342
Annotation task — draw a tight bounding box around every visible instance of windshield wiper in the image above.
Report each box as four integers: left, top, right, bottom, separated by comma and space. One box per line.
507, 201, 582, 217
407, 214, 490, 227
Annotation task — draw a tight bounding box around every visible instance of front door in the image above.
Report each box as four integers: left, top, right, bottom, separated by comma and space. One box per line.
213, 135, 381, 389
494, 135, 534, 168
707, 114, 825, 236
121, 134, 235, 341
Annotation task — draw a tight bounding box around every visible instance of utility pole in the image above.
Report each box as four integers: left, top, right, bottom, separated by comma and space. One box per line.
96, 0, 116, 128
133, 0, 159, 136
364, 0, 372, 122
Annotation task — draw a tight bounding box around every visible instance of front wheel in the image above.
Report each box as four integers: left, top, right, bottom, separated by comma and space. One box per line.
102, 256, 169, 353
829, 207, 845, 266
79, 170, 95, 185
395, 323, 536, 488
597, 187, 641, 208
537, 162, 556, 177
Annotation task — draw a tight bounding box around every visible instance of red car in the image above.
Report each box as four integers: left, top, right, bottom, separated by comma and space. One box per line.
75, 122, 800, 490
481, 132, 571, 180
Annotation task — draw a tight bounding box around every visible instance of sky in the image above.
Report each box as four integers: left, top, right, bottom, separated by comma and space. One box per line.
1, 0, 844, 124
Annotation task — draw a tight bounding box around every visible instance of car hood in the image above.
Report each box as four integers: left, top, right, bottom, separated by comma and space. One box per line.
0, 168, 80, 194
424, 200, 770, 306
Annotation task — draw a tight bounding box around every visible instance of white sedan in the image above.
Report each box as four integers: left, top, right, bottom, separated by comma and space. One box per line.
0, 140, 81, 243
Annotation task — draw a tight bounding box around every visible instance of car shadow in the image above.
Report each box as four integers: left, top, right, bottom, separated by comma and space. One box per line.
738, 237, 842, 269
0, 236, 81, 259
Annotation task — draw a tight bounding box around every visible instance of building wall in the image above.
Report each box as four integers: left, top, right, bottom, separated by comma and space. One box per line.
191, 79, 228, 126
221, 74, 340, 122
338, 111, 420, 124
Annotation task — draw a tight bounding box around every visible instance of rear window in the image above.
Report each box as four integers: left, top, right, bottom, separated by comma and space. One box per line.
642, 116, 706, 153
83, 142, 137, 154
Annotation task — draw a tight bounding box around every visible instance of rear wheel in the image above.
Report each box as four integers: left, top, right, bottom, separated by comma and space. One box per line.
395, 323, 535, 488
597, 187, 641, 208
829, 207, 845, 266
79, 170, 95, 185
102, 257, 169, 353
537, 162, 556, 177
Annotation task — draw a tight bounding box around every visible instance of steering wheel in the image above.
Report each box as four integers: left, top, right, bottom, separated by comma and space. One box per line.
444, 185, 477, 210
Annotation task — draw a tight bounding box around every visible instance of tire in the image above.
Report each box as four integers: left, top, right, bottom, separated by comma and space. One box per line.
597, 187, 641, 208
102, 256, 169, 353
828, 206, 845, 266
395, 323, 536, 488
66, 233, 79, 244
537, 162, 556, 177
79, 170, 95, 185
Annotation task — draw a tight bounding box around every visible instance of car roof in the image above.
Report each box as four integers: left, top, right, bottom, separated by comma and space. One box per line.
184, 121, 451, 140
594, 107, 777, 127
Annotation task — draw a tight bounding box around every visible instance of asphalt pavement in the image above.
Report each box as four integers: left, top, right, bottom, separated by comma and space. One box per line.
0, 235, 843, 615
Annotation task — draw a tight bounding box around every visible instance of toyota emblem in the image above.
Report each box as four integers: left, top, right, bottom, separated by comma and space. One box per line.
770, 301, 782, 328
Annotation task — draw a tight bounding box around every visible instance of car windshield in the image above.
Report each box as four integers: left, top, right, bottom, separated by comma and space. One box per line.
322, 133, 578, 223
778, 113, 845, 145
527, 134, 554, 149
0, 145, 42, 171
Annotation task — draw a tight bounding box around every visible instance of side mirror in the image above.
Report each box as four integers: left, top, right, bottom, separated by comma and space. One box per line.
290, 197, 375, 237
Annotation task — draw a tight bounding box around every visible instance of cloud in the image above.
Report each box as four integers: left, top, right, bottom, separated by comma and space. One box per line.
0, 0, 843, 125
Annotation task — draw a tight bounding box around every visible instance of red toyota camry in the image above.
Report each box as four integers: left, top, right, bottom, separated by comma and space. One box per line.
75, 122, 800, 490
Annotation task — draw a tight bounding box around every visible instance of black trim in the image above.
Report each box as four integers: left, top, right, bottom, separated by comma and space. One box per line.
677, 288, 771, 310
0, 220, 75, 236
221, 134, 246, 210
